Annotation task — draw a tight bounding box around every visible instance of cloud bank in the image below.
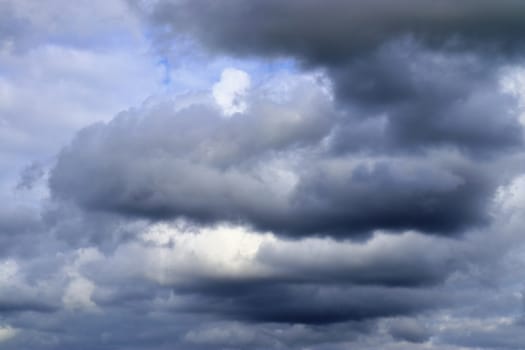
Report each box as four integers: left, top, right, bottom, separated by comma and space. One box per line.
2, 1, 525, 349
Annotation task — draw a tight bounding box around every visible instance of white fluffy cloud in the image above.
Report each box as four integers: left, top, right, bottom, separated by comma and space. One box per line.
212, 68, 251, 116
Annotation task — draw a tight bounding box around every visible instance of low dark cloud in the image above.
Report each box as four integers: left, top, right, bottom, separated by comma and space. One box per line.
4, 1, 525, 349
134, 0, 525, 155
0, 206, 44, 257
62, 228, 464, 326
16, 162, 45, 191
255, 233, 462, 287
46, 1, 525, 240
133, 0, 525, 61
49, 90, 505, 238
0, 300, 56, 314
326, 42, 523, 156
176, 283, 448, 325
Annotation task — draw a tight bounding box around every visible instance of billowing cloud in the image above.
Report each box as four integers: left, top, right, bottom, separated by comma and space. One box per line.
213, 68, 251, 116
4, 1, 525, 349
47, 1, 525, 239
49, 72, 511, 237
133, 0, 525, 59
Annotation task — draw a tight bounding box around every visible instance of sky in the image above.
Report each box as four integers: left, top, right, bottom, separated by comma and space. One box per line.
2, 0, 525, 349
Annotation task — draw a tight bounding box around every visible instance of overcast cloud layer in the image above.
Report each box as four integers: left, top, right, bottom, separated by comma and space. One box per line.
3, 1, 525, 349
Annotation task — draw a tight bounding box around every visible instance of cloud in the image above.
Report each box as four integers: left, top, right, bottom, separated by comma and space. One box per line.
49, 71, 509, 238
384, 317, 431, 343
133, 0, 525, 60
0, 260, 59, 314
53, 224, 463, 325
213, 68, 251, 116
47, 2, 525, 241
4, 1, 525, 349
1, 0, 141, 52
133, 0, 525, 157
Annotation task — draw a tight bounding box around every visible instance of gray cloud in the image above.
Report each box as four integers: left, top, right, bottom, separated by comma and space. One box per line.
4, 1, 525, 349
134, 0, 525, 155
47, 1, 525, 240
16, 162, 45, 191
326, 41, 523, 156
385, 317, 431, 343
49, 90, 507, 238
57, 227, 464, 325
176, 283, 448, 325
133, 0, 525, 60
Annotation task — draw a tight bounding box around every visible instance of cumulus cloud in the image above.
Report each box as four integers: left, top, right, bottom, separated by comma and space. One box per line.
212, 68, 251, 116
4, 1, 525, 349
48, 74, 507, 237
48, 2, 525, 241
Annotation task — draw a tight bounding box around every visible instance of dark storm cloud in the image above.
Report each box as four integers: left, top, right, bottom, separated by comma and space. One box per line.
7, 1, 525, 348
45, 0, 525, 238
68, 229, 464, 326
49, 92, 501, 237
254, 233, 462, 287
326, 42, 523, 156
134, 0, 525, 62
39, 1, 525, 343
174, 283, 448, 324
287, 156, 491, 235
81, 256, 449, 325
0, 300, 56, 314
134, 0, 525, 156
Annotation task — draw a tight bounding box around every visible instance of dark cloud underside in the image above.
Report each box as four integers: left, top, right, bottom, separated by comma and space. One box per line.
46, 0, 525, 238
4, 1, 525, 349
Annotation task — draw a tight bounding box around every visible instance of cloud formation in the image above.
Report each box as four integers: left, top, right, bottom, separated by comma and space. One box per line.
135, 0, 525, 56
3, 1, 525, 349
49, 70, 511, 238
45, 1, 525, 241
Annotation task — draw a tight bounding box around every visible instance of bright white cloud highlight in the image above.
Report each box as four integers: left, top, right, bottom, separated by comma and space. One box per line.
62, 248, 102, 312
212, 68, 251, 116
0, 326, 17, 343
62, 277, 97, 311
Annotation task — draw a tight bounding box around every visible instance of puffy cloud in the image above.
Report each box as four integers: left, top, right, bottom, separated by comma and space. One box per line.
4, 1, 525, 349
213, 68, 251, 116
49, 74, 508, 237
49, 2, 525, 240
132, 0, 525, 60
0, 260, 59, 314
133, 0, 525, 161
384, 317, 431, 343
49, 224, 461, 325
